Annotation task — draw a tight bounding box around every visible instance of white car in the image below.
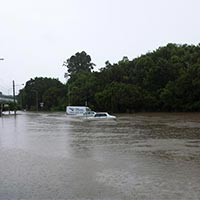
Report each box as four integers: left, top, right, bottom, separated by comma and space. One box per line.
86, 112, 116, 120
77, 111, 96, 117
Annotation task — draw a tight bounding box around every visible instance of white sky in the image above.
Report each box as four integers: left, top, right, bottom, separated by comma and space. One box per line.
0, 0, 200, 94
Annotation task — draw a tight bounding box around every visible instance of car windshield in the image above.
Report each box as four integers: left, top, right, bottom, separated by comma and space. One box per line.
95, 113, 107, 117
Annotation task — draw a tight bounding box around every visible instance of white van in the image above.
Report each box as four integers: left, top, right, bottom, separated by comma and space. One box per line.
66, 106, 91, 115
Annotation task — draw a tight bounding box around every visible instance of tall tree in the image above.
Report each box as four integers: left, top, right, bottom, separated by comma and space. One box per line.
63, 51, 95, 75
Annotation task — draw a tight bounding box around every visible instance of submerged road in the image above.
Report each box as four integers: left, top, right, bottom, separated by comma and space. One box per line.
0, 112, 200, 199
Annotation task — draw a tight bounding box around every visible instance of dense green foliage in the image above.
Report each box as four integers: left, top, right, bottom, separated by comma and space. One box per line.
18, 77, 67, 111
19, 44, 200, 112
63, 51, 95, 75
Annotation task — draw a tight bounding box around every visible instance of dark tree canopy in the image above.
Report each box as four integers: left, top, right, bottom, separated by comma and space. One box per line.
63, 51, 95, 75
18, 77, 67, 111
18, 43, 200, 112
64, 43, 200, 112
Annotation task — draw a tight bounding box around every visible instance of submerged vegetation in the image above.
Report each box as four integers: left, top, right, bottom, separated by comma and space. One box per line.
18, 43, 200, 112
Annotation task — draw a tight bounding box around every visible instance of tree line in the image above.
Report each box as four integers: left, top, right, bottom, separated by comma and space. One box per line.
18, 43, 200, 112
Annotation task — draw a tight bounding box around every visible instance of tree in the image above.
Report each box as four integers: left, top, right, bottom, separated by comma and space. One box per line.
18, 77, 67, 111
17, 43, 200, 113
43, 87, 66, 111
95, 82, 144, 112
63, 51, 95, 75
67, 72, 98, 108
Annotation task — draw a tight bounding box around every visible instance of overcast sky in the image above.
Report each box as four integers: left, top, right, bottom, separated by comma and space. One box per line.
0, 0, 200, 94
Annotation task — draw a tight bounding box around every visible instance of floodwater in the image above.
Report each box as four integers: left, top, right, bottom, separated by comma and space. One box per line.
0, 112, 200, 200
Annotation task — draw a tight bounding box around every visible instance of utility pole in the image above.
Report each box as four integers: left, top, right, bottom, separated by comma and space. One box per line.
32, 90, 38, 112
13, 80, 16, 115
35, 90, 38, 112
64, 73, 71, 106
0, 58, 4, 116
0, 104, 2, 117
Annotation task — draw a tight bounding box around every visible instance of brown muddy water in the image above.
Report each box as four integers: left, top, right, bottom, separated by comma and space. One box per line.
0, 112, 200, 200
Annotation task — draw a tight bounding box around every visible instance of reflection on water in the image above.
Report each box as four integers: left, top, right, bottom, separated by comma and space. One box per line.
0, 112, 200, 199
